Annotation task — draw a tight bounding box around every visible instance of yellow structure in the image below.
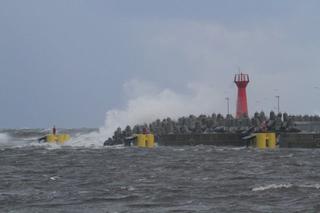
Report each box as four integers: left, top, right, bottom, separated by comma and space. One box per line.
267, 133, 276, 149
146, 134, 155, 148
135, 134, 155, 148
46, 134, 57, 143
46, 134, 70, 144
137, 134, 146, 147
256, 133, 267, 149
255, 133, 277, 149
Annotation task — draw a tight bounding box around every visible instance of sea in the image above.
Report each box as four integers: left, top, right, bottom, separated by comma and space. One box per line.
1, 129, 320, 213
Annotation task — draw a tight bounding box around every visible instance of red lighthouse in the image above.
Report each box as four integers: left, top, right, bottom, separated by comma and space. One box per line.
234, 73, 249, 118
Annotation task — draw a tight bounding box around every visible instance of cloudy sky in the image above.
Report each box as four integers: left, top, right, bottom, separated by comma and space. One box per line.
1, 0, 320, 128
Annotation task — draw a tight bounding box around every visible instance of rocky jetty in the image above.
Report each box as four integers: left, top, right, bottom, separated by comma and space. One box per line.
105, 111, 320, 145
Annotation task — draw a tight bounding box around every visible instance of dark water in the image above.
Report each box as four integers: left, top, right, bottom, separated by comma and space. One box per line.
1, 131, 320, 212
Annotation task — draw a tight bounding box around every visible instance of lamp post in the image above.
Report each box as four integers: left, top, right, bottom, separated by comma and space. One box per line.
225, 97, 230, 116
275, 96, 280, 114
255, 100, 261, 112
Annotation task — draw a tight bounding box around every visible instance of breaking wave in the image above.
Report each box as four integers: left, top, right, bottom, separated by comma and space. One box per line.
0, 133, 10, 144
252, 183, 320, 192
68, 131, 103, 148
0, 132, 39, 149
252, 184, 292, 191
0, 80, 225, 148
69, 80, 224, 147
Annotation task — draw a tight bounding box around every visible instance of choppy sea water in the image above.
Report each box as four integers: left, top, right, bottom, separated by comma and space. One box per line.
1, 129, 320, 213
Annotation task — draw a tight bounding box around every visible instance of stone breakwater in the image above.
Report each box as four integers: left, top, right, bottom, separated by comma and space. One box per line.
106, 111, 320, 146
157, 133, 320, 148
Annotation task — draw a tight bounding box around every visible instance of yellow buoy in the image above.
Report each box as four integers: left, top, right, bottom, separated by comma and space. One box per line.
45, 134, 70, 144
267, 133, 276, 149
146, 134, 155, 148
57, 134, 66, 144
64, 134, 71, 142
137, 134, 146, 147
256, 133, 267, 149
46, 134, 57, 143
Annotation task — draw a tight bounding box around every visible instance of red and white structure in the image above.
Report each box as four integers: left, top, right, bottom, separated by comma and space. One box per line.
234, 73, 249, 118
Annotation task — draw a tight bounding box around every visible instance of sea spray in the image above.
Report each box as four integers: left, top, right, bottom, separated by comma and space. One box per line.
98, 81, 222, 139
252, 183, 320, 192
252, 184, 293, 192
0, 133, 10, 144
70, 80, 223, 147
0, 133, 30, 148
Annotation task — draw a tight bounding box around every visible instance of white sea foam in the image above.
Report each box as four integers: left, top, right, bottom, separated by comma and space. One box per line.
68, 80, 224, 147
252, 183, 320, 192
68, 131, 102, 148
300, 184, 320, 189
252, 184, 293, 192
0, 133, 10, 144
31, 142, 62, 150
173, 148, 186, 152
230, 147, 247, 150
99, 81, 222, 139
0, 133, 22, 148
0, 132, 43, 148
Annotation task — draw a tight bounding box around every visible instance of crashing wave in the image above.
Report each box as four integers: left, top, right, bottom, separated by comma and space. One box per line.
252, 183, 320, 191
252, 184, 292, 191
0, 133, 10, 143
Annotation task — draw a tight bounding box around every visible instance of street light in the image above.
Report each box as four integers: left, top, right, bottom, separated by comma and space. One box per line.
275, 96, 280, 114
255, 100, 261, 112
225, 97, 230, 116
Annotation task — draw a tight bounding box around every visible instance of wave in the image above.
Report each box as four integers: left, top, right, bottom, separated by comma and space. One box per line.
252, 183, 320, 192
252, 184, 292, 191
300, 184, 320, 189
0, 129, 103, 149
0, 133, 39, 149
0, 133, 10, 143
67, 131, 103, 148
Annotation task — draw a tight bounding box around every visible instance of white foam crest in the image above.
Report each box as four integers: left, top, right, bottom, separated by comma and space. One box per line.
0, 133, 40, 148
67, 80, 223, 147
0, 133, 10, 144
67, 133, 129, 149
67, 131, 102, 148
229, 147, 247, 150
300, 184, 320, 189
28, 141, 62, 150
0, 133, 23, 148
252, 183, 320, 192
252, 184, 293, 192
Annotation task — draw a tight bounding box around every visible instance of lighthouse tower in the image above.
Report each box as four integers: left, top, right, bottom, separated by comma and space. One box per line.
234, 73, 249, 118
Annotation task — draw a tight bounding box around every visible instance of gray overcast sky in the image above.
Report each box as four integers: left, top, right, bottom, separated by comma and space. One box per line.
1, 0, 320, 128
